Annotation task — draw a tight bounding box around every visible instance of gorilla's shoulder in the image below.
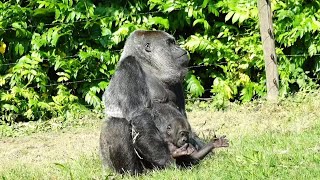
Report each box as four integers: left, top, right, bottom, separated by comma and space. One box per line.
117, 55, 142, 71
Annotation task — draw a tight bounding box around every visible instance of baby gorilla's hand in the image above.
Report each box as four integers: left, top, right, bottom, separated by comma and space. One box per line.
169, 143, 196, 158
210, 135, 229, 148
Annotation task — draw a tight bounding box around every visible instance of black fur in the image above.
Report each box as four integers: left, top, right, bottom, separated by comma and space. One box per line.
100, 117, 143, 174
100, 30, 205, 175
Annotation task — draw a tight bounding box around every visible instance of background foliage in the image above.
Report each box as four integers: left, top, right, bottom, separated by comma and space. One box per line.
0, 0, 319, 122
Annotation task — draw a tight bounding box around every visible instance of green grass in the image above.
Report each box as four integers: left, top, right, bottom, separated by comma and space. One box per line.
0, 154, 102, 180
1, 91, 320, 179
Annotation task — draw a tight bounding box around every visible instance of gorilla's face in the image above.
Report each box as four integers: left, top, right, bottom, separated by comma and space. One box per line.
166, 117, 191, 147
124, 30, 190, 84
176, 129, 190, 147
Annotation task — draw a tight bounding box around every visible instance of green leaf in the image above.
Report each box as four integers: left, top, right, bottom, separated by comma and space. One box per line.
56, 72, 70, 78
14, 43, 24, 56
188, 6, 193, 18
57, 77, 68, 82
193, 19, 203, 26
240, 83, 254, 102
2, 104, 19, 112
56, 72, 70, 82
55, 8, 61, 19
186, 75, 204, 97
238, 14, 247, 24
0, 77, 5, 86
101, 27, 112, 36
225, 11, 234, 22
148, 17, 169, 29
297, 78, 305, 87
212, 78, 234, 100
54, 61, 62, 71
66, 11, 76, 22
232, 12, 240, 24
217, 32, 224, 38
202, 0, 209, 8
51, 28, 61, 46
184, 35, 201, 52
208, 5, 219, 16
193, 19, 210, 30
308, 44, 317, 56
98, 81, 109, 90
90, 86, 100, 93
163, 4, 175, 12
85, 91, 101, 107
12, 22, 22, 29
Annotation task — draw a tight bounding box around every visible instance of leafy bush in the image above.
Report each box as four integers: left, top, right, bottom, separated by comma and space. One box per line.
0, 0, 319, 122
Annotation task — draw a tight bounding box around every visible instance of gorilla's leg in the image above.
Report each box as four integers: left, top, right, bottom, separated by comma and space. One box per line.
100, 117, 143, 175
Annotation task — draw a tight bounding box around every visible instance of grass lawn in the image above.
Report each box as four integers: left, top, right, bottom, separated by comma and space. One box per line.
1, 91, 320, 179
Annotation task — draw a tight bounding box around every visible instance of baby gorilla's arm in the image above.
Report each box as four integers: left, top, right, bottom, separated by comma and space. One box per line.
189, 135, 229, 160
168, 135, 229, 162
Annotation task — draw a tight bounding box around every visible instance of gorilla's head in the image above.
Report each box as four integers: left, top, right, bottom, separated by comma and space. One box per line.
166, 116, 191, 147
153, 103, 191, 147
121, 30, 190, 84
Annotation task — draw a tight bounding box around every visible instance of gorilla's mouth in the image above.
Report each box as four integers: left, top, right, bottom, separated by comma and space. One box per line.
176, 53, 189, 67
176, 140, 188, 148
177, 52, 187, 59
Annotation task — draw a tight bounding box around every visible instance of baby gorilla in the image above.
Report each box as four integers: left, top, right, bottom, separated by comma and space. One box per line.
152, 103, 229, 165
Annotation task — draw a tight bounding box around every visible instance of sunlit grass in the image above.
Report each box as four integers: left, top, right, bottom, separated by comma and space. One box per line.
1, 90, 320, 179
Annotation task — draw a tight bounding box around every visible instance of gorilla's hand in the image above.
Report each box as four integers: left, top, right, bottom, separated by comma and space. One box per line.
210, 135, 229, 148
177, 135, 229, 161
169, 143, 196, 158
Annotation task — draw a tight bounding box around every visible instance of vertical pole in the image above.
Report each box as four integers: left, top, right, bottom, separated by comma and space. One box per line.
257, 0, 279, 101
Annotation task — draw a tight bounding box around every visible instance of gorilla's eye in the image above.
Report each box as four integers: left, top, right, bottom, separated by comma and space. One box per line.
145, 43, 151, 52
180, 131, 189, 137
167, 125, 171, 130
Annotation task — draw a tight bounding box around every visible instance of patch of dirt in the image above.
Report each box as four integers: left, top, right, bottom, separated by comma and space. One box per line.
0, 127, 100, 170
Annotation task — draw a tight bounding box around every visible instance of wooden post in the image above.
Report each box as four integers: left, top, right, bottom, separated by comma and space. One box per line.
257, 0, 279, 101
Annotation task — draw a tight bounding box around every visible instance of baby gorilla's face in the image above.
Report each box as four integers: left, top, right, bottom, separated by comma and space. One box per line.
166, 117, 191, 147
176, 130, 189, 147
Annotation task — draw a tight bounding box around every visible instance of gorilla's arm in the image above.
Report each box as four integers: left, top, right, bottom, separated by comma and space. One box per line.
175, 136, 229, 166
104, 56, 172, 167
189, 135, 229, 160
104, 56, 150, 118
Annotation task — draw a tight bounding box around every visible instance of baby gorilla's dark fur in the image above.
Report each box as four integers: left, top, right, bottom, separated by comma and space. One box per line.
153, 103, 229, 166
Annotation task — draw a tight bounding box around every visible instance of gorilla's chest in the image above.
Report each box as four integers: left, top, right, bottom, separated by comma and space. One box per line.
146, 76, 177, 104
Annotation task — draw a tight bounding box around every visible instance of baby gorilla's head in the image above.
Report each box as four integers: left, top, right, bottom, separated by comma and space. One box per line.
152, 102, 192, 147
166, 117, 191, 147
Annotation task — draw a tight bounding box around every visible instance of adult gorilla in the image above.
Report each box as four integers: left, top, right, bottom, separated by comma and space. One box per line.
100, 30, 204, 174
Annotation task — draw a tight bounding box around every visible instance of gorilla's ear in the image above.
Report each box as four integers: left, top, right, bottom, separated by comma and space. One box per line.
166, 38, 176, 45
145, 43, 151, 52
